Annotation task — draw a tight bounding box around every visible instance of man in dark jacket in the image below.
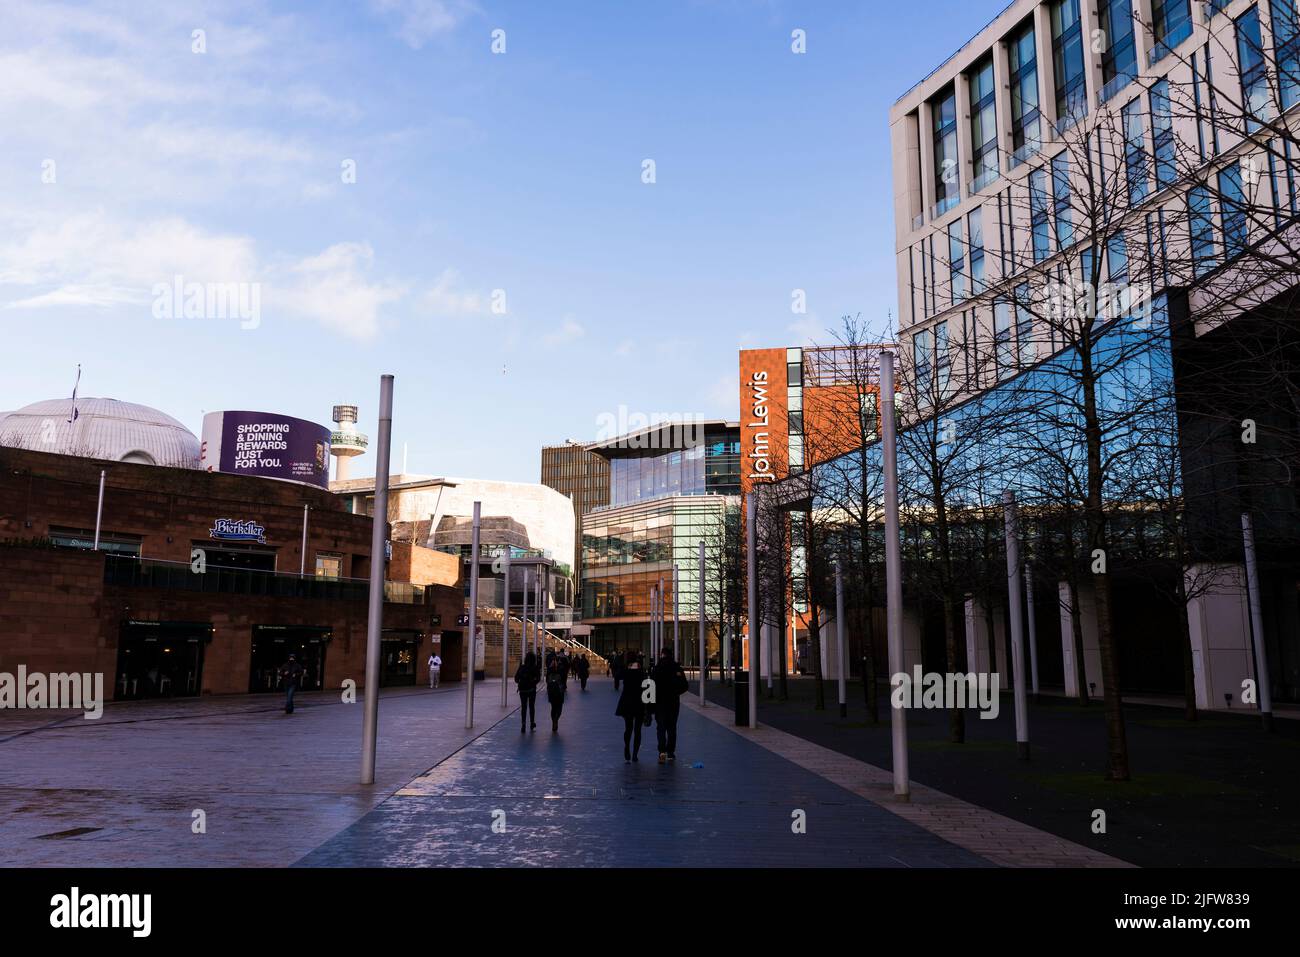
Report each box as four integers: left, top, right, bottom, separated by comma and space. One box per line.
651, 647, 687, 763
515, 651, 540, 732
612, 650, 625, 691
545, 656, 567, 733
576, 654, 590, 691
279, 654, 305, 714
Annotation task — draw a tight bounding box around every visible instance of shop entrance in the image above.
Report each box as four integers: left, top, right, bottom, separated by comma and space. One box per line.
249, 625, 331, 693
380, 629, 420, 687
115, 620, 212, 700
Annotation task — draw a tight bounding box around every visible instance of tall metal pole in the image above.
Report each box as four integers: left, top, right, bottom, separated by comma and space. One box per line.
539, 569, 548, 660
299, 504, 309, 575
880, 352, 909, 800
360, 374, 393, 785
533, 573, 541, 659
92, 469, 106, 550
500, 549, 510, 707
1024, 564, 1040, 698
1003, 491, 1029, 760
746, 490, 759, 729
464, 501, 481, 729
834, 558, 847, 718
1241, 513, 1274, 731
698, 539, 706, 705
673, 563, 680, 660
521, 569, 530, 662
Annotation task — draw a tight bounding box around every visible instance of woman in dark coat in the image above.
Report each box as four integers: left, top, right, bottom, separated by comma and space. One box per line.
615, 651, 648, 762
514, 651, 539, 733
546, 655, 567, 733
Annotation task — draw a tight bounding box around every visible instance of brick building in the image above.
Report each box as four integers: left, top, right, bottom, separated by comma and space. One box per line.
0, 446, 464, 699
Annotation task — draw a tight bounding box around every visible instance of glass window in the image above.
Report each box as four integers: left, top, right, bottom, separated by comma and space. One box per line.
969, 207, 986, 291
787, 362, 802, 388
1051, 152, 1073, 248
1151, 0, 1193, 64
1150, 80, 1175, 189
913, 328, 934, 394
1236, 7, 1271, 129
1189, 183, 1218, 278
994, 301, 1014, 377
1030, 168, 1051, 262
1273, 0, 1300, 109
1122, 98, 1149, 204
1099, 0, 1137, 96
935, 319, 952, 394
932, 88, 960, 214
1051, 0, 1088, 126
969, 57, 999, 189
1219, 162, 1248, 259
1015, 284, 1035, 367
948, 218, 966, 302
1009, 24, 1042, 157
315, 553, 343, 578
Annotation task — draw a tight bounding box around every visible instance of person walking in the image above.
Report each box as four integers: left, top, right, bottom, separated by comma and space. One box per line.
427, 651, 442, 689
545, 655, 567, 733
515, 651, 539, 733
652, 647, 688, 763
616, 651, 649, 762
576, 654, 590, 691
279, 654, 304, 714
612, 650, 625, 691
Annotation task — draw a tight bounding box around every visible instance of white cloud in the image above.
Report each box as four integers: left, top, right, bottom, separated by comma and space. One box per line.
369, 0, 478, 49
543, 316, 585, 347
422, 268, 486, 320
273, 242, 407, 340
787, 313, 828, 345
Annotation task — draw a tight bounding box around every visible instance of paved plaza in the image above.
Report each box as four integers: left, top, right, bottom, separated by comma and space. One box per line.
0, 676, 1125, 868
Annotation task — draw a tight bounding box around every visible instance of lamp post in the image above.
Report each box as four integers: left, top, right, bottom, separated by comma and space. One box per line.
880, 351, 909, 800
500, 548, 510, 708
746, 490, 759, 730
834, 558, 847, 718
1024, 564, 1040, 698
698, 539, 706, 705
464, 501, 481, 729
673, 563, 680, 661
1003, 491, 1029, 760
1241, 512, 1274, 732
360, 374, 393, 785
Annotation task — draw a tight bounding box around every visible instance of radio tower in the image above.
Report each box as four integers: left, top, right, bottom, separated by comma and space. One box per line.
330, 405, 368, 482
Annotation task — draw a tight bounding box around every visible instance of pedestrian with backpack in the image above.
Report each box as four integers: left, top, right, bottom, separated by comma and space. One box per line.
514, 651, 539, 733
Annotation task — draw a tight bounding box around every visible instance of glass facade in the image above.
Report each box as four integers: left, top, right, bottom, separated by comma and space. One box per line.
1099, 0, 1137, 96
1009, 23, 1042, 158
604, 427, 739, 507
1051, 0, 1087, 125
932, 87, 960, 215
1274, 0, 1300, 109
1151, 0, 1194, 65
969, 57, 999, 190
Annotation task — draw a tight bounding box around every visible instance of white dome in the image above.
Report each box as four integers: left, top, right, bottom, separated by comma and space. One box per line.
0, 397, 200, 468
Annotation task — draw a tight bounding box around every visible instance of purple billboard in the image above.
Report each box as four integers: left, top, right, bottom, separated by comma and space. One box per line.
200, 411, 332, 489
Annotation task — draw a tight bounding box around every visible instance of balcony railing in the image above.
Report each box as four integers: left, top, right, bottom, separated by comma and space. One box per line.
103, 555, 428, 604
969, 165, 1000, 194
912, 212, 925, 231
1098, 70, 1137, 106
931, 194, 961, 220
1005, 139, 1042, 171
1149, 20, 1195, 67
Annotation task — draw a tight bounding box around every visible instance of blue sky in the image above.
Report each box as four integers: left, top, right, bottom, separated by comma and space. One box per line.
1, 0, 993, 482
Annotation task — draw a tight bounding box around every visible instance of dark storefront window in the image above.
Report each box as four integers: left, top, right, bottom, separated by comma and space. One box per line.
115, 620, 211, 700
49, 526, 141, 556
249, 625, 330, 693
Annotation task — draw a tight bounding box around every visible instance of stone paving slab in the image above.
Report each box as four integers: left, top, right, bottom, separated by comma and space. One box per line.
0, 682, 515, 866
685, 700, 1132, 868
298, 677, 991, 867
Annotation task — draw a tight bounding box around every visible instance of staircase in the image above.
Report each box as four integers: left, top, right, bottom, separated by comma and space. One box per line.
474, 607, 609, 678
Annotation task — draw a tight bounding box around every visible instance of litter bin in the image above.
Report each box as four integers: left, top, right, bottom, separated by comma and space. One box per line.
734, 670, 749, 726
